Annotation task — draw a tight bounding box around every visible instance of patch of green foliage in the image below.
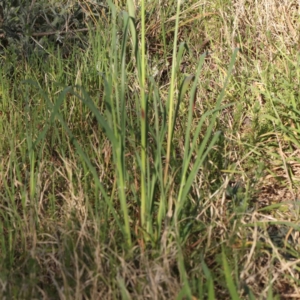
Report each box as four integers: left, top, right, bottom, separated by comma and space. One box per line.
0, 0, 299, 299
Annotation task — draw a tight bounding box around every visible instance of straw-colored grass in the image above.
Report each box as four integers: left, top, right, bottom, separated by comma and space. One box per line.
0, 0, 299, 299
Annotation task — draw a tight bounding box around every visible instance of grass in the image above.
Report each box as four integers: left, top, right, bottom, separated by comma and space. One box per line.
0, 0, 300, 299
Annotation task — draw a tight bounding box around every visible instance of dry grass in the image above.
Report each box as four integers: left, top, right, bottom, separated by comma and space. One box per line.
0, 0, 300, 299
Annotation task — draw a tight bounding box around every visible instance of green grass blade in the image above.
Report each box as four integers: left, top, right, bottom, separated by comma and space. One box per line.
164, 0, 183, 184
222, 249, 240, 300
201, 260, 216, 300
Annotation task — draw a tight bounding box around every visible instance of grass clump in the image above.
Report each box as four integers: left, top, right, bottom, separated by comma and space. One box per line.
0, 0, 300, 299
